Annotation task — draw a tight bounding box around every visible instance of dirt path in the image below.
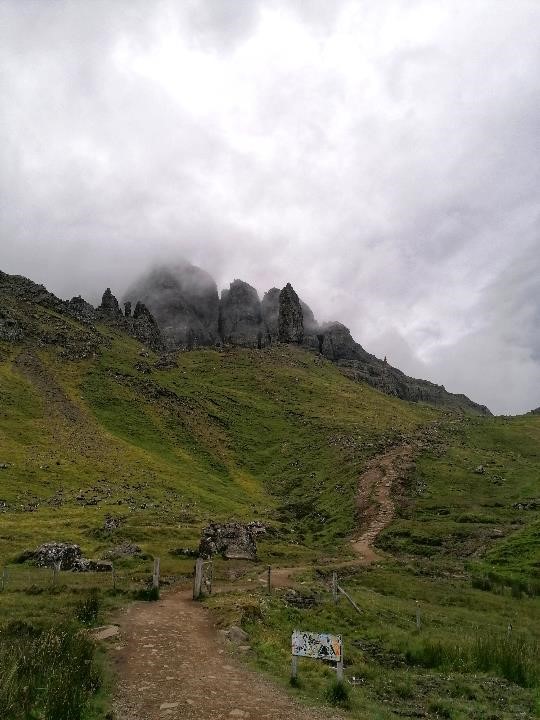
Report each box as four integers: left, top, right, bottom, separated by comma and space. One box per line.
351, 444, 414, 562
112, 590, 342, 720
111, 444, 414, 719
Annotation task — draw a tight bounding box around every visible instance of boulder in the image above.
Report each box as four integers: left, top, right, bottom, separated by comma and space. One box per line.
72, 558, 113, 572
199, 522, 257, 560
228, 625, 249, 643
33, 542, 82, 569
219, 280, 263, 347
278, 283, 304, 343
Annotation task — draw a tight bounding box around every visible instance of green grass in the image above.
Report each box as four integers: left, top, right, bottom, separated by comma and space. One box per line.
1, 296, 539, 718
0, 619, 101, 720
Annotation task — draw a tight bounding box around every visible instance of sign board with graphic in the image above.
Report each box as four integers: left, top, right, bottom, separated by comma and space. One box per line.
292, 630, 342, 661
291, 630, 344, 680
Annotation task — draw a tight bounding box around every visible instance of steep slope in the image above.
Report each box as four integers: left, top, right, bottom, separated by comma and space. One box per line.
0, 271, 438, 579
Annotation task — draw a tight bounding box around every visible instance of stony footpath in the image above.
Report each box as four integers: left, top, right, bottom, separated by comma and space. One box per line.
111, 590, 342, 720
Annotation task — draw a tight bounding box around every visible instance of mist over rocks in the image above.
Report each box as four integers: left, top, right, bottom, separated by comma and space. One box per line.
123, 263, 220, 350
219, 279, 263, 348
261, 288, 280, 344
0, 265, 491, 414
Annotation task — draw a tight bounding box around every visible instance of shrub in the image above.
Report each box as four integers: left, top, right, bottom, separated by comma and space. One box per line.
133, 585, 159, 601
75, 588, 101, 625
0, 621, 101, 720
405, 633, 539, 688
324, 679, 350, 708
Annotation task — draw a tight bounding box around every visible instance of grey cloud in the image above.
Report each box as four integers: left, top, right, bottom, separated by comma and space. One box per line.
1, 0, 539, 414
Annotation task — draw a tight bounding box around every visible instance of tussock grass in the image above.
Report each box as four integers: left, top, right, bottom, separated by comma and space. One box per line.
405, 632, 539, 688
0, 620, 100, 720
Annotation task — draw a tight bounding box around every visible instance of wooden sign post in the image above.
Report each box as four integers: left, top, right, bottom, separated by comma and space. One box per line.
291, 630, 343, 681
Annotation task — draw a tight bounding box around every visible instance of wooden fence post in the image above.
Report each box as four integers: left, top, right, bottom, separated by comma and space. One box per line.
416, 600, 421, 629
267, 565, 271, 594
291, 654, 298, 680
111, 563, 116, 590
337, 653, 344, 681
332, 571, 338, 604
153, 557, 160, 590
337, 584, 362, 615
193, 558, 203, 600
1, 567, 5, 592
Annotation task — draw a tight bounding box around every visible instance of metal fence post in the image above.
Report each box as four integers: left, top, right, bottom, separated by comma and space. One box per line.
267, 565, 271, 594
332, 571, 338, 604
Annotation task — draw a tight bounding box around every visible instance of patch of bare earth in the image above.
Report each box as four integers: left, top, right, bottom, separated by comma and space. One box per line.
111, 590, 342, 720
351, 444, 414, 563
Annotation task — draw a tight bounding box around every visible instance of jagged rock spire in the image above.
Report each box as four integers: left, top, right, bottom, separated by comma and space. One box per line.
278, 283, 304, 344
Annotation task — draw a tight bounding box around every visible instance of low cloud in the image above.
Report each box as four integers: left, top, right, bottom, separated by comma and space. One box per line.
1, 0, 539, 414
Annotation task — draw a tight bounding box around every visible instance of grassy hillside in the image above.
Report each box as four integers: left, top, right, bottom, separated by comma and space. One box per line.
1, 300, 539, 719
0, 325, 434, 618
208, 412, 540, 719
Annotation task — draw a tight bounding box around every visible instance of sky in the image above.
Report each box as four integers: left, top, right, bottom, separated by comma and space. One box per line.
1, 0, 539, 415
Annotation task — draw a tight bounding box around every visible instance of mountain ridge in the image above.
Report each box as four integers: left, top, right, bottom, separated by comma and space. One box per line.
0, 266, 490, 415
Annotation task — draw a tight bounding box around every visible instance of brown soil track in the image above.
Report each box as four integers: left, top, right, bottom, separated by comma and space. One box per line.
351, 444, 414, 563
110, 445, 413, 719
112, 590, 342, 720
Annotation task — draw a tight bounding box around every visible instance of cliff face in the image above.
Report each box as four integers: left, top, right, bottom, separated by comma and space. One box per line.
219, 280, 263, 347
123, 263, 220, 350
278, 283, 304, 344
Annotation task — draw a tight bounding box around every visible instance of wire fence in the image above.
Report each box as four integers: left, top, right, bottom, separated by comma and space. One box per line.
0, 563, 153, 594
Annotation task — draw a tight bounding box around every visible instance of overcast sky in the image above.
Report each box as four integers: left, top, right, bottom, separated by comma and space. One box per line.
1, 1, 539, 415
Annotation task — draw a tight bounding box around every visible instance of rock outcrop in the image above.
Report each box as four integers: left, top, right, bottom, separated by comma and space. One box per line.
123, 263, 220, 350
321, 322, 491, 415
98, 288, 123, 317
31, 542, 82, 569
219, 280, 263, 347
321, 322, 360, 361
97, 288, 164, 351
278, 283, 304, 344
67, 295, 96, 322
0, 311, 24, 342
0, 266, 492, 414
261, 287, 280, 344
199, 522, 258, 560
